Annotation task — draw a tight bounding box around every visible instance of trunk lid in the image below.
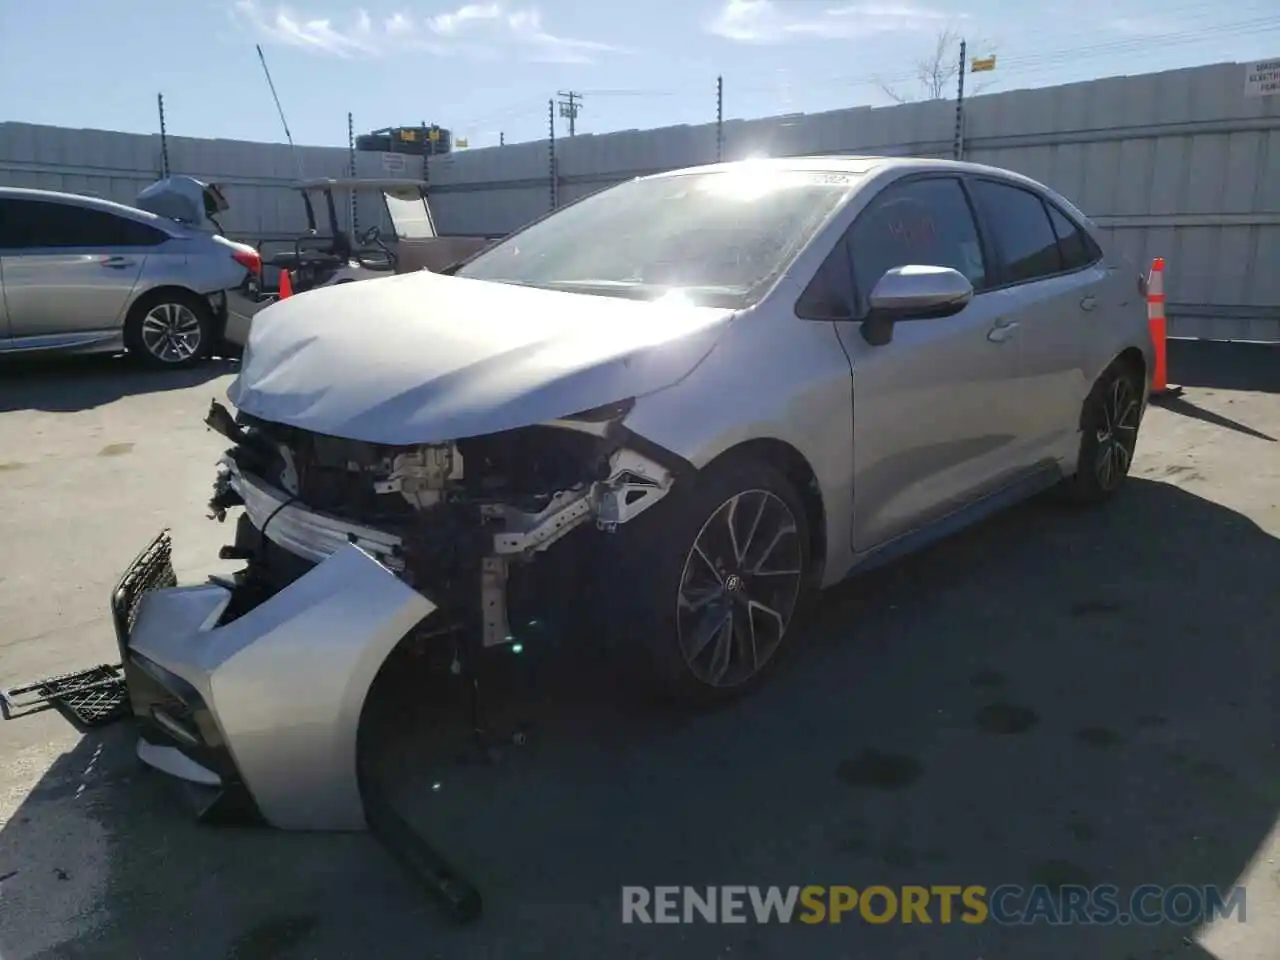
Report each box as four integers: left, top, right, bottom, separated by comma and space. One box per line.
134, 176, 230, 231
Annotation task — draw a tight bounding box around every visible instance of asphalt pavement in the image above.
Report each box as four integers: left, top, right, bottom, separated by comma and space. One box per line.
0, 341, 1277, 960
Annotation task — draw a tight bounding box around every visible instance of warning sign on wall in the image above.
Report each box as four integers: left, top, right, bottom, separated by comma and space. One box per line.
382, 152, 407, 173
1243, 59, 1280, 97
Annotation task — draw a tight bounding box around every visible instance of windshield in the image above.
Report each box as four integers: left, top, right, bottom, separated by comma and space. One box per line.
454, 167, 859, 308
384, 190, 435, 239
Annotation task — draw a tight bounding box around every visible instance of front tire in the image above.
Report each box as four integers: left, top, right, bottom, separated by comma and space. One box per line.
123, 291, 214, 369
607, 455, 811, 704
1063, 361, 1144, 504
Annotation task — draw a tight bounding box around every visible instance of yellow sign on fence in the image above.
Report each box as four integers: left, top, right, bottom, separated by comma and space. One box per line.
971, 55, 997, 73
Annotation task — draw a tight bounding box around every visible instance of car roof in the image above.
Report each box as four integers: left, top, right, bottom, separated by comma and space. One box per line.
643, 154, 1047, 189
0, 185, 167, 222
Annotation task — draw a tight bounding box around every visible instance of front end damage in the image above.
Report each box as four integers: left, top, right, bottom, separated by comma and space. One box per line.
115, 397, 679, 847
204, 396, 676, 654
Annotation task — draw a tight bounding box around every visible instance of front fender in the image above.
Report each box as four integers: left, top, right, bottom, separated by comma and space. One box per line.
621, 310, 858, 586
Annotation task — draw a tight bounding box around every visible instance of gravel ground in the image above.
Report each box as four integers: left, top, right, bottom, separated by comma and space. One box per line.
0, 341, 1276, 960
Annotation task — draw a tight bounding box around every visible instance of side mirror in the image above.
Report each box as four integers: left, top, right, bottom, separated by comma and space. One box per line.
861, 265, 974, 346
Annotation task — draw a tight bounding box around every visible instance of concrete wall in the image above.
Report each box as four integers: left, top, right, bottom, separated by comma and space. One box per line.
426, 61, 1280, 341
0, 123, 421, 243
3, 60, 1278, 339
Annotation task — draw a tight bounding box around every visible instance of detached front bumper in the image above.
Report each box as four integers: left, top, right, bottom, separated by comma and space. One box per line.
113, 530, 435, 831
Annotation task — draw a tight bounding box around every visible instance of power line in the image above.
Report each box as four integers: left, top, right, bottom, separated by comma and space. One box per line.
576, 88, 679, 97
979, 17, 1280, 71
437, 11, 1280, 149
728, 15, 1280, 98
956, 0, 1279, 51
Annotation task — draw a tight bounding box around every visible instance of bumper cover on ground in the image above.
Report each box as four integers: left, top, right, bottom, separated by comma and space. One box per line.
115, 530, 435, 831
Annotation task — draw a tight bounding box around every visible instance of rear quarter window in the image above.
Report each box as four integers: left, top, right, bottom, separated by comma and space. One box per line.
1046, 203, 1101, 271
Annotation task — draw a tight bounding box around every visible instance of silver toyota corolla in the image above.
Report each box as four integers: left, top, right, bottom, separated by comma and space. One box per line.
0, 177, 259, 367
112, 156, 1153, 831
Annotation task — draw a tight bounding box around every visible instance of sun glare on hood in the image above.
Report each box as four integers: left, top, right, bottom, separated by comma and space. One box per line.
654, 289, 695, 308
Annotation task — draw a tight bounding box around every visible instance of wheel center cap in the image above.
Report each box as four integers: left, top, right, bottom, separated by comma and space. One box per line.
724, 574, 745, 595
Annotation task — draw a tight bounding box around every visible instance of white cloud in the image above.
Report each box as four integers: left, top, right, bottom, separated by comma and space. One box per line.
229, 0, 374, 55
384, 11, 416, 34
707, 0, 952, 43
428, 2, 501, 34
231, 0, 622, 62
425, 2, 621, 62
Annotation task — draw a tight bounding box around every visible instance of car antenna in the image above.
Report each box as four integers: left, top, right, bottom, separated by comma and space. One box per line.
256, 44, 305, 180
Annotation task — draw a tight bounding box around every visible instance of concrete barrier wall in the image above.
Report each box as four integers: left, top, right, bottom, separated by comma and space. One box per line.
425, 61, 1280, 341
3, 60, 1278, 339
0, 123, 421, 243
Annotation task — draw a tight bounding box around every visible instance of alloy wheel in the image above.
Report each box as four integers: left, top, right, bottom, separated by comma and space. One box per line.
140, 302, 203, 364
1094, 375, 1140, 490
675, 490, 804, 689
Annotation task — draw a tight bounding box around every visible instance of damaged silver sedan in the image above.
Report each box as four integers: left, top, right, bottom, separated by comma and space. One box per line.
113, 156, 1152, 855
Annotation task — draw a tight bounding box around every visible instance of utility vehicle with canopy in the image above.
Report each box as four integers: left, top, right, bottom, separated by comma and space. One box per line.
224, 177, 492, 346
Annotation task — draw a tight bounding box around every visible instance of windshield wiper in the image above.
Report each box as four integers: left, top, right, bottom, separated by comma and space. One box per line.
545, 279, 639, 287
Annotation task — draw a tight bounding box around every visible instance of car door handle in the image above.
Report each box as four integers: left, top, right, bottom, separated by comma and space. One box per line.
987, 320, 1019, 343
100, 256, 137, 269
1080, 295, 1098, 311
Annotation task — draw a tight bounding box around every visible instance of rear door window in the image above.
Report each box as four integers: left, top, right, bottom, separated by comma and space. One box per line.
846, 176, 987, 315
0, 199, 165, 249
114, 216, 168, 247
967, 180, 1064, 285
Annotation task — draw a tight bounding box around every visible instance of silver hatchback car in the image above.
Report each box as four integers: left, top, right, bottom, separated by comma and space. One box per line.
0, 178, 259, 367
113, 156, 1153, 832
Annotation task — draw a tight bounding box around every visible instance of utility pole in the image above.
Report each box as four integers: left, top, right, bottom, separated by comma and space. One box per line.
953, 38, 966, 161
715, 76, 724, 163
157, 93, 171, 178
548, 99, 557, 211
347, 111, 358, 235
557, 90, 582, 137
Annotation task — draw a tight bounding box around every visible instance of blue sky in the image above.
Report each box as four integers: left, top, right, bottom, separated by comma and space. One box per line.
1, 0, 1276, 150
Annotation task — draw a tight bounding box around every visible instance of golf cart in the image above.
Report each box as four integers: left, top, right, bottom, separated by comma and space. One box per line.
225, 178, 492, 346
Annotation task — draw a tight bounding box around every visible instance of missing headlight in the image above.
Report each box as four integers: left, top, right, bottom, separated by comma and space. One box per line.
562, 398, 635, 422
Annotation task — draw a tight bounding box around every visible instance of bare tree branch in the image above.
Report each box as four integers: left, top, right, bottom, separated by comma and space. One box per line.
877, 79, 912, 104
885, 28, 1001, 103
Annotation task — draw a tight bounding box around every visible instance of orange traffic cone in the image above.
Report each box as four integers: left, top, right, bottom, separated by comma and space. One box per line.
278, 269, 293, 300
1146, 258, 1181, 400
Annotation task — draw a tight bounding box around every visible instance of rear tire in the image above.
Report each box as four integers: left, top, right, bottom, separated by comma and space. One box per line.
123, 291, 214, 370
1062, 362, 1144, 505
604, 455, 811, 705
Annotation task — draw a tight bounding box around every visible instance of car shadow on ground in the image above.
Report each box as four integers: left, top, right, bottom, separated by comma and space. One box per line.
0, 355, 237, 415
1, 478, 1275, 959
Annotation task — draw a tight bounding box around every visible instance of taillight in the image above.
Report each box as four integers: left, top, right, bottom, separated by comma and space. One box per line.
232, 249, 262, 275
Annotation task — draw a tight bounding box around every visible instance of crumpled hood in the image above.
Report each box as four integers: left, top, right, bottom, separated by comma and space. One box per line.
227, 270, 735, 445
